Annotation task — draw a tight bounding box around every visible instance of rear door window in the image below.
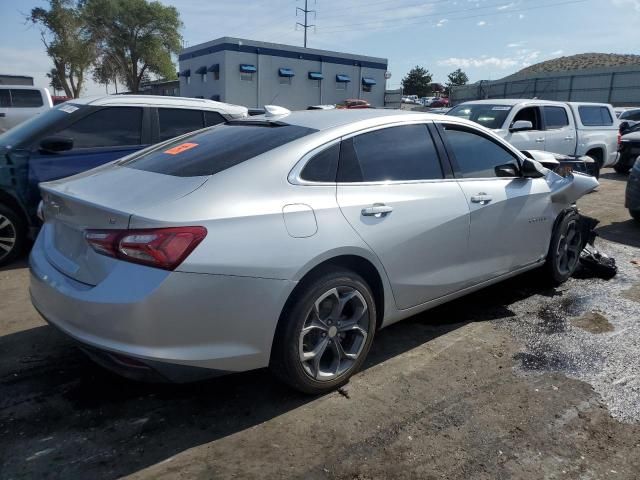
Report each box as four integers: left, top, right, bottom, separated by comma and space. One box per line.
338, 124, 443, 182
158, 108, 205, 141
10, 89, 43, 108
543, 106, 570, 129
578, 106, 614, 126
56, 107, 143, 148
122, 123, 317, 177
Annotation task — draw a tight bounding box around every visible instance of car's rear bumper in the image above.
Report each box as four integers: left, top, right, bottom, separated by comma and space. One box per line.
29, 233, 295, 381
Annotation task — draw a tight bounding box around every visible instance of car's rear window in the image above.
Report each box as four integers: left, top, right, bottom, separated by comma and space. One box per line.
578, 106, 614, 126
121, 122, 317, 177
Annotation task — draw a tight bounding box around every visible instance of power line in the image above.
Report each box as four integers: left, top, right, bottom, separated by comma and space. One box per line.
296, 0, 316, 48
316, 0, 587, 33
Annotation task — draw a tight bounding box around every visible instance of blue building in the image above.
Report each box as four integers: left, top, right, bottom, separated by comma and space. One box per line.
178, 37, 388, 109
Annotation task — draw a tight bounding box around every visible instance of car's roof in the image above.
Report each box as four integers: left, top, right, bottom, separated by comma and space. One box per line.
457, 98, 566, 107
247, 108, 437, 131
67, 95, 248, 115
0, 85, 48, 91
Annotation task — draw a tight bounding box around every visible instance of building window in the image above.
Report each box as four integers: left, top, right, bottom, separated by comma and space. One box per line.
209, 64, 220, 80
279, 76, 292, 86
336, 74, 351, 90
308, 72, 323, 88
362, 77, 376, 93
278, 67, 294, 86
240, 64, 257, 82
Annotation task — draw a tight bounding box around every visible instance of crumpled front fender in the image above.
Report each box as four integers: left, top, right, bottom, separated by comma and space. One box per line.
548, 171, 599, 204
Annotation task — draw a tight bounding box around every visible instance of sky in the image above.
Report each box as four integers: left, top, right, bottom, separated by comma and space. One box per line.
0, 0, 639, 96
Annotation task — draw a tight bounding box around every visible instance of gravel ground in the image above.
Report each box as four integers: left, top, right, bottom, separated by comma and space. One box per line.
497, 239, 640, 423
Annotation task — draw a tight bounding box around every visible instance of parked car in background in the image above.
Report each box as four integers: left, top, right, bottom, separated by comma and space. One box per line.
618, 107, 640, 122
429, 97, 449, 108
626, 157, 640, 221
51, 96, 71, 106
337, 99, 371, 109
30, 108, 598, 393
0, 95, 247, 266
447, 99, 619, 177
616, 124, 640, 174
0, 86, 53, 133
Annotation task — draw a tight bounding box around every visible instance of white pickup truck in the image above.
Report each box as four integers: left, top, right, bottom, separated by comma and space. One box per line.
447, 99, 619, 177
0, 86, 53, 134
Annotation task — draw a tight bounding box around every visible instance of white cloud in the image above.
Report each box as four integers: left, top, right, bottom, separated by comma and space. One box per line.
610, 0, 640, 12
497, 2, 516, 10
519, 14, 525, 19
551, 49, 564, 55
436, 19, 449, 27
507, 42, 525, 48
477, 20, 487, 26
438, 56, 519, 69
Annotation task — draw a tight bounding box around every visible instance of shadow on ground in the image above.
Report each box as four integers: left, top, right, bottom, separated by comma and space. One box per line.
597, 219, 640, 248
599, 171, 629, 182
0, 270, 554, 479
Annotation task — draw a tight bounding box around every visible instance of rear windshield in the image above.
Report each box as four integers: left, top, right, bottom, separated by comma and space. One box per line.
578, 106, 614, 126
121, 122, 317, 177
0, 105, 81, 147
447, 104, 512, 130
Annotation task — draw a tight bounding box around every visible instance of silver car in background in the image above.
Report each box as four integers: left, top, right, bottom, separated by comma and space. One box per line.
30, 108, 598, 393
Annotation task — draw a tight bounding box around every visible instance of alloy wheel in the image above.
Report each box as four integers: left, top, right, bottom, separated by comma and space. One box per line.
556, 219, 582, 276
0, 214, 17, 262
298, 286, 369, 381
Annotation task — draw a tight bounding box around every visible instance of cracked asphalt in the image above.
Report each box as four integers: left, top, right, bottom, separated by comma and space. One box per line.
1, 170, 639, 479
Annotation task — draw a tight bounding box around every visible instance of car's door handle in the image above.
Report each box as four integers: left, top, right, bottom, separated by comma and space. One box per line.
470, 194, 493, 204
535, 137, 545, 143
361, 204, 393, 217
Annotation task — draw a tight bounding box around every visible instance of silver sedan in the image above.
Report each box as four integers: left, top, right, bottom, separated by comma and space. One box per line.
30, 108, 598, 393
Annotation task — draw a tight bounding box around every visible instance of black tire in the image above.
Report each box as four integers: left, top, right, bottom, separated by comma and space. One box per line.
270, 268, 377, 394
614, 163, 630, 175
586, 153, 603, 179
0, 204, 27, 267
630, 209, 640, 222
544, 210, 583, 286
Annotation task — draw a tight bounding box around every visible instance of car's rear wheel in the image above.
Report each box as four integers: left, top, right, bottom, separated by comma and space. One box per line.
545, 211, 583, 285
270, 269, 376, 394
0, 204, 26, 267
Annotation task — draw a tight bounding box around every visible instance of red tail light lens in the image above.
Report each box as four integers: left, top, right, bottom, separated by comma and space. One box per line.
617, 132, 622, 150
85, 227, 207, 270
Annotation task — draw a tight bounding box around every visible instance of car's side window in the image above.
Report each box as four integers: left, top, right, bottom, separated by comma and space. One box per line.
300, 143, 340, 182
337, 124, 443, 182
204, 111, 226, 127
512, 106, 542, 130
56, 107, 143, 149
543, 106, 570, 129
158, 108, 205, 141
442, 125, 520, 179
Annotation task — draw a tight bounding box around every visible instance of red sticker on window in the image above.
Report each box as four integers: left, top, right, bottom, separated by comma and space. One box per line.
164, 142, 198, 155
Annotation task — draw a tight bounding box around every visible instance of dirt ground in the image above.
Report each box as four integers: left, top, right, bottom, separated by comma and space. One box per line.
1, 170, 639, 480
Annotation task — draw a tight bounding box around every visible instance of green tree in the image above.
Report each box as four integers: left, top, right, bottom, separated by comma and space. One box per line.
46, 68, 65, 94
401, 66, 433, 98
84, 0, 182, 93
446, 68, 469, 95
92, 54, 120, 93
28, 0, 96, 98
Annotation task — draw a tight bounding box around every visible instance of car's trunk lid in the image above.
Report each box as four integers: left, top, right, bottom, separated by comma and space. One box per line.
40, 165, 208, 285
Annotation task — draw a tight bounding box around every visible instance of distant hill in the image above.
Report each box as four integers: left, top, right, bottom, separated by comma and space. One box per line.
508, 53, 640, 78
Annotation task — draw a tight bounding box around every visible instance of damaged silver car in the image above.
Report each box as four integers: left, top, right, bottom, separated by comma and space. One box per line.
30, 108, 599, 393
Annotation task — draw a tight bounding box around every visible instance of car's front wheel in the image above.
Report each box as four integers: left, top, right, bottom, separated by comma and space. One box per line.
270, 269, 377, 394
545, 211, 583, 285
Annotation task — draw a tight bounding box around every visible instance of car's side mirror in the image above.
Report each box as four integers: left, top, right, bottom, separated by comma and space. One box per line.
39, 136, 73, 153
495, 163, 519, 177
509, 120, 533, 132
521, 158, 545, 178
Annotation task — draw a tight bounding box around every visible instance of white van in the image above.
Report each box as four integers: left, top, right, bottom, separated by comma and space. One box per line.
0, 86, 53, 133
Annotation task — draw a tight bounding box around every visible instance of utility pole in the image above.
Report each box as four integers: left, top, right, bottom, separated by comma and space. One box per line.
296, 0, 315, 48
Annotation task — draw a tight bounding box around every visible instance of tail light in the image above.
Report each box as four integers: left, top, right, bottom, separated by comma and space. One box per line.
85, 227, 207, 270
617, 132, 622, 150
